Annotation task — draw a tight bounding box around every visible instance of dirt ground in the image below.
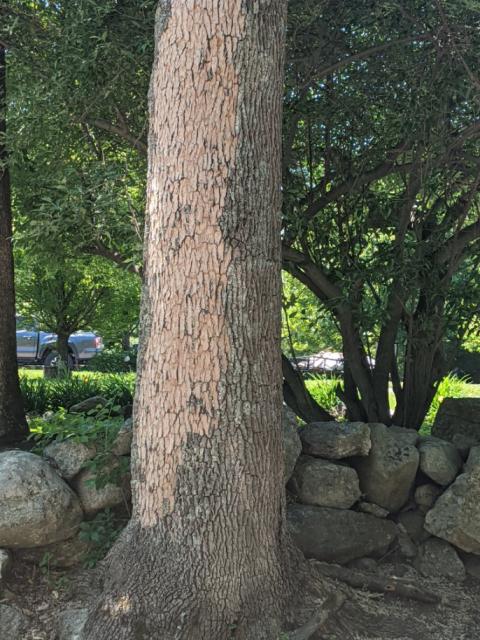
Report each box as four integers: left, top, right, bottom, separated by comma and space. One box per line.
2, 556, 479, 640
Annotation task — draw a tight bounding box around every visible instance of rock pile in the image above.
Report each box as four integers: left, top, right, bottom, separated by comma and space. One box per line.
285, 398, 480, 581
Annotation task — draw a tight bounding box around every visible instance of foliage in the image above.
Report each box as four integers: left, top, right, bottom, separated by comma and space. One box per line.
304, 375, 342, 415
79, 509, 126, 568
282, 272, 341, 356
282, 0, 480, 428
20, 373, 134, 414
88, 347, 137, 373
29, 402, 131, 489
423, 374, 473, 431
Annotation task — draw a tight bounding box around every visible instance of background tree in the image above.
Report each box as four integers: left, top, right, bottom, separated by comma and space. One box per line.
0, 45, 27, 442
16, 255, 108, 372
282, 0, 480, 429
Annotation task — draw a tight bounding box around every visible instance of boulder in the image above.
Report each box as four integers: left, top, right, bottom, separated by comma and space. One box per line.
73, 459, 130, 516
388, 426, 419, 447
0, 451, 83, 548
396, 510, 430, 543
396, 526, 418, 559
347, 557, 378, 573
282, 407, 301, 482
300, 421, 371, 459
70, 396, 107, 414
425, 470, 480, 554
15, 533, 90, 569
464, 445, 480, 473
418, 436, 462, 486
353, 423, 419, 512
56, 608, 89, 640
289, 456, 360, 509
111, 419, 133, 457
462, 553, 480, 580
0, 549, 11, 583
0, 604, 29, 640
43, 440, 96, 480
432, 398, 480, 445
287, 504, 397, 564
357, 501, 389, 518
414, 483, 443, 513
415, 538, 465, 582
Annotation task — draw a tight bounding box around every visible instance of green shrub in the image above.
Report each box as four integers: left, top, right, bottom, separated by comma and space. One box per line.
305, 375, 342, 415
88, 348, 137, 373
422, 373, 472, 433
29, 403, 130, 490
20, 373, 135, 414
79, 509, 126, 568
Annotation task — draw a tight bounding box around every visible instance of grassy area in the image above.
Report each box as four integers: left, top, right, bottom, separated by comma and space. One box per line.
19, 370, 135, 414
305, 373, 480, 430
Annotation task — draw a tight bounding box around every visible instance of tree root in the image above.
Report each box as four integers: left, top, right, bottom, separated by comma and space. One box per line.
286, 592, 346, 640
312, 561, 441, 604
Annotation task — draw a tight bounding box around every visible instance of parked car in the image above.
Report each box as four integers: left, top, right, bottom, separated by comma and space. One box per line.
16, 317, 104, 367
291, 351, 375, 376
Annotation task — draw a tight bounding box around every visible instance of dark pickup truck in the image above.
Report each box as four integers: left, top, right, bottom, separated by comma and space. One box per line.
16, 317, 103, 367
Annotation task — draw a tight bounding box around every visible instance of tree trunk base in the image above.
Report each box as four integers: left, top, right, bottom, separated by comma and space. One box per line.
80, 523, 342, 640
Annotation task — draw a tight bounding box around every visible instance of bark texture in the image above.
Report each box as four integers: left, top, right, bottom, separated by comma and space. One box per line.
0, 46, 27, 443
83, 1, 289, 638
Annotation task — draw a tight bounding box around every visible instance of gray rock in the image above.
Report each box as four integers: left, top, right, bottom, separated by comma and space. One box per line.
462, 553, 480, 580
353, 423, 419, 512
287, 504, 397, 564
300, 421, 371, 459
357, 501, 389, 518
464, 445, 480, 473
414, 483, 443, 513
282, 407, 301, 482
396, 526, 418, 559
290, 456, 361, 509
396, 510, 430, 543
347, 557, 378, 573
425, 470, 480, 554
432, 398, 480, 445
418, 436, 462, 486
73, 458, 130, 516
44, 440, 96, 480
415, 538, 465, 582
388, 425, 419, 447
0, 604, 29, 640
111, 419, 133, 457
15, 533, 90, 569
452, 433, 475, 459
70, 396, 107, 414
56, 608, 89, 640
0, 549, 11, 582
0, 451, 83, 548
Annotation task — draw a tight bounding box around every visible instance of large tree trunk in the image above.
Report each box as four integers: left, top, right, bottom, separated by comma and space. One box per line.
0, 46, 27, 443
83, 2, 291, 639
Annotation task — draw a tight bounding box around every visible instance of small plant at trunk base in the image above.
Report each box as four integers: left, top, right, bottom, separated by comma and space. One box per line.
79, 509, 125, 568
29, 402, 130, 489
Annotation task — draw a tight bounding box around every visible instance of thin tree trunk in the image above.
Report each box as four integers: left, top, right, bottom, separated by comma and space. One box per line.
83, 2, 291, 639
0, 46, 27, 443
56, 330, 72, 376
282, 354, 335, 423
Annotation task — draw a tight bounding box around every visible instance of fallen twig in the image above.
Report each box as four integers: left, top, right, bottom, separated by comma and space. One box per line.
312, 561, 440, 605
287, 592, 346, 640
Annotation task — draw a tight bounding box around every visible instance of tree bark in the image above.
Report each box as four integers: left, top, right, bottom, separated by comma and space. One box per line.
83, 2, 291, 639
0, 46, 27, 443
56, 329, 72, 376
